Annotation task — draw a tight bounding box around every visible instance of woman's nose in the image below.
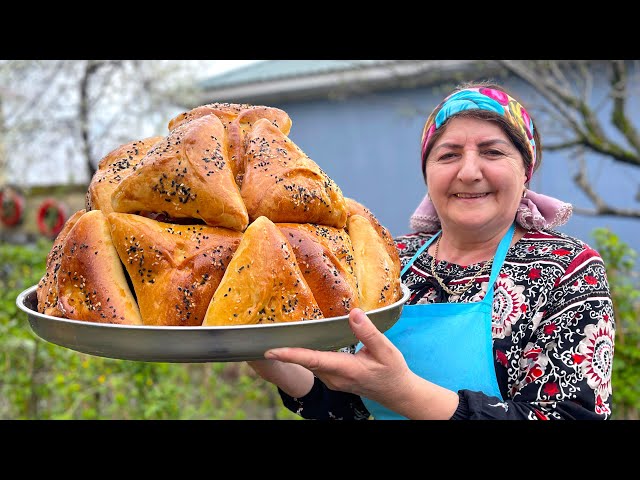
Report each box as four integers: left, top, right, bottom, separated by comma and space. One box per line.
456, 153, 483, 182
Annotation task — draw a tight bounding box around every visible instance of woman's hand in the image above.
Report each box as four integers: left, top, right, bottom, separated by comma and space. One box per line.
264, 308, 414, 410
246, 358, 315, 399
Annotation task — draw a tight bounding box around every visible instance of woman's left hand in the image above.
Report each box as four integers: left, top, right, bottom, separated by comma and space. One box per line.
264, 308, 413, 408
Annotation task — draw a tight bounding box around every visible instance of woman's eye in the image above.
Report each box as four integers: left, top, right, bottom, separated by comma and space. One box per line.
484, 150, 504, 157
439, 153, 457, 161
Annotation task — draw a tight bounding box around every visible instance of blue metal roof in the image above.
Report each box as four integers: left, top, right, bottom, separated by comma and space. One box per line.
199, 60, 392, 89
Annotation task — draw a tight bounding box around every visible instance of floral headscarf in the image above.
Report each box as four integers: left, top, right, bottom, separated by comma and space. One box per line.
420, 87, 537, 181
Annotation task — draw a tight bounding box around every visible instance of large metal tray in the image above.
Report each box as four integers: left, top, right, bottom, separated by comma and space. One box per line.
16, 284, 410, 363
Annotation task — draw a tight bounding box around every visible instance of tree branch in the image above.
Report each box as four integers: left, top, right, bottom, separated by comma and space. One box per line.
79, 61, 98, 179
544, 140, 584, 151
6, 61, 69, 126
610, 60, 640, 154
497, 60, 640, 169
80, 60, 123, 179
495, 60, 585, 133
573, 159, 640, 218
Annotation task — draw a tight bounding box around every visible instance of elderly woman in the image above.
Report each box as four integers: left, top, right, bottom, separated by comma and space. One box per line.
248, 81, 615, 420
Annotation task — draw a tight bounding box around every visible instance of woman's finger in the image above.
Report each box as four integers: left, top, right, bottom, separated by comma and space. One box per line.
349, 308, 390, 357
265, 347, 348, 374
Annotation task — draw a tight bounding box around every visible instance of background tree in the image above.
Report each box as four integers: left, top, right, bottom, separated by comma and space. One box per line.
0, 60, 206, 187
495, 60, 640, 219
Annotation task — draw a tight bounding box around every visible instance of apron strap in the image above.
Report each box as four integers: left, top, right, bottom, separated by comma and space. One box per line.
400, 223, 517, 298
401, 231, 440, 276
484, 223, 516, 299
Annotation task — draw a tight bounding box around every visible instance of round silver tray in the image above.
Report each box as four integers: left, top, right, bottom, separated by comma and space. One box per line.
16, 284, 410, 363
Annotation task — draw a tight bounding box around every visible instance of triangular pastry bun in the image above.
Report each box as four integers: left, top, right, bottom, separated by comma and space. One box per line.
168, 103, 242, 131
203, 216, 323, 326
107, 213, 242, 326
54, 210, 143, 324
277, 223, 359, 317
347, 214, 402, 312
167, 102, 292, 186
168, 102, 291, 134
111, 114, 249, 232
37, 209, 86, 317
241, 118, 347, 228
345, 197, 401, 270
86, 136, 164, 215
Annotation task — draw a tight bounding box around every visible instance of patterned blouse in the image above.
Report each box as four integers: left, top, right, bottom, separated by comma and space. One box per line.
278, 228, 616, 420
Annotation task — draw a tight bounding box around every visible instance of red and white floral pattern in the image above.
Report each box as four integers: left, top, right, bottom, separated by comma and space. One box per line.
470, 275, 525, 339
578, 316, 614, 416
395, 228, 616, 420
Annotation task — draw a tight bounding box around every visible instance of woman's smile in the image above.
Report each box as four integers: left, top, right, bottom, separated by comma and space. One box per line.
452, 192, 490, 199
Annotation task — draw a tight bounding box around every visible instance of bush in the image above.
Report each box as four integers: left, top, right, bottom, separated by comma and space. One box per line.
591, 228, 640, 419
0, 240, 299, 420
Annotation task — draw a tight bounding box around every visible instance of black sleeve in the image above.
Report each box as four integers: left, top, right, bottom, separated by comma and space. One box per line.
278, 376, 371, 420
450, 389, 605, 420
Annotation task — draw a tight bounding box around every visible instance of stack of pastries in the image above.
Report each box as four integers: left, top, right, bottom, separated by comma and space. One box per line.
36, 102, 402, 327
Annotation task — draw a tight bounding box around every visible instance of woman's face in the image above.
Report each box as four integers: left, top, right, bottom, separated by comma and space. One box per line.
425, 116, 527, 235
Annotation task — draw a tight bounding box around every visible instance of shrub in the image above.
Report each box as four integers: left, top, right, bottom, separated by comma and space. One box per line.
0, 240, 298, 420
591, 228, 640, 419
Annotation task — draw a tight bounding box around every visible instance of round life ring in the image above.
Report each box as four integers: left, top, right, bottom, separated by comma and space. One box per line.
0, 188, 25, 227
37, 198, 68, 238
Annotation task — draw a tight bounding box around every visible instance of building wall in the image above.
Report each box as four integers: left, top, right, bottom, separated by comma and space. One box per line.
266, 76, 640, 257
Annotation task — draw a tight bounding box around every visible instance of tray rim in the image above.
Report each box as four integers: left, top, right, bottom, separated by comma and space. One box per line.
16, 283, 411, 332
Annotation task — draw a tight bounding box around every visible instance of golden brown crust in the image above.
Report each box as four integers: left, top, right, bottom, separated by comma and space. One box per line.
345, 197, 399, 265
167, 102, 292, 186
167, 102, 255, 131
107, 212, 242, 326
241, 118, 347, 228
54, 210, 143, 324
230, 107, 293, 186
37, 209, 86, 316
111, 114, 249, 232
347, 214, 402, 312
86, 136, 164, 215
277, 223, 359, 317
203, 216, 323, 326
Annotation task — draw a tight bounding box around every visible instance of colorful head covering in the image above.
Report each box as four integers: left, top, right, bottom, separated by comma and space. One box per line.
420, 86, 537, 181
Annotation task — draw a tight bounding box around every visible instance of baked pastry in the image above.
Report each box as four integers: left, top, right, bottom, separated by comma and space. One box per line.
86, 136, 164, 215
202, 216, 323, 326
111, 114, 249, 232
241, 118, 348, 228
53, 210, 143, 324
107, 212, 242, 326
35, 101, 403, 331
345, 197, 399, 266
168, 103, 242, 131
277, 223, 359, 317
37, 209, 86, 317
167, 102, 292, 185
347, 214, 402, 311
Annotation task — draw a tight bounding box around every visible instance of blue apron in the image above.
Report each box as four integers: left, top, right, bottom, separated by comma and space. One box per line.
357, 223, 515, 420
